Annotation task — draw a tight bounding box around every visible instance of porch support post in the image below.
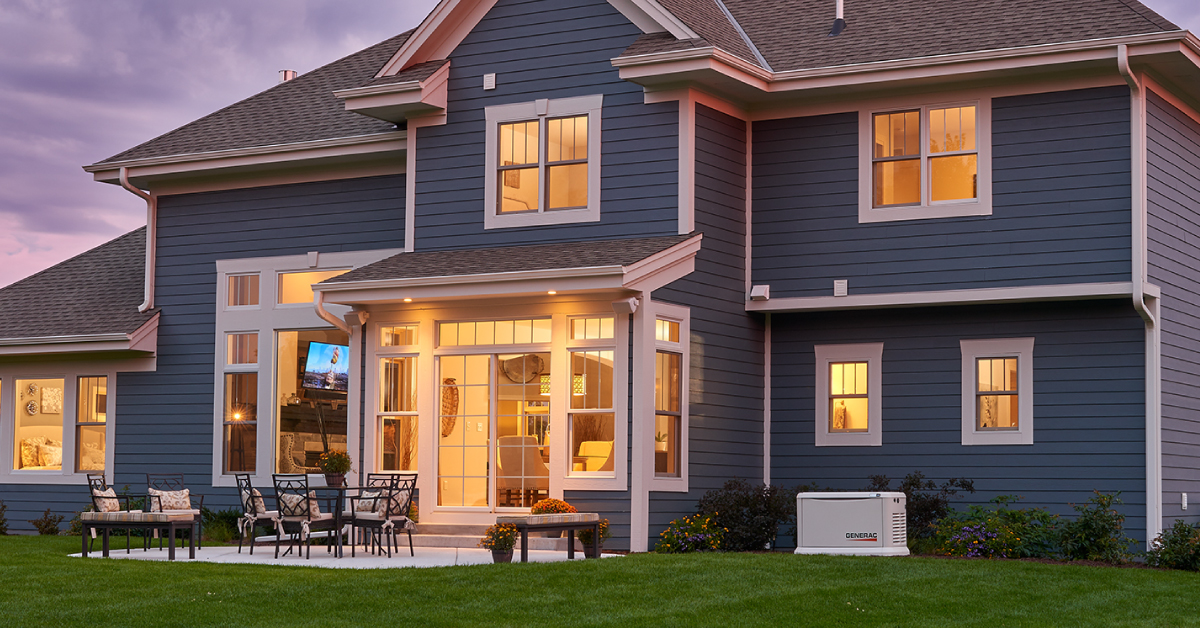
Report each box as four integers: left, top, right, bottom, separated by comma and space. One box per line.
630, 291, 653, 552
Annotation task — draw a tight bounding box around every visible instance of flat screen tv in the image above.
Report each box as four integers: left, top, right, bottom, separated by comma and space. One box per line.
302, 342, 350, 393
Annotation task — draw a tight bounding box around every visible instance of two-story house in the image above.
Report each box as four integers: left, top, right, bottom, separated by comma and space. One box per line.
1, 0, 1198, 552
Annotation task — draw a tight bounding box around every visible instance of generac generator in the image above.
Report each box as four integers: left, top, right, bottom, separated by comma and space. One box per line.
794, 492, 910, 556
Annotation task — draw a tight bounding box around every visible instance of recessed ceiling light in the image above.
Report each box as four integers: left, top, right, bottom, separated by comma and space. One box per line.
547, 290, 557, 295
403, 298, 413, 303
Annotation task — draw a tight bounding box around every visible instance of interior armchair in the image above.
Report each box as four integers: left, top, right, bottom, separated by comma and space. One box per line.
146, 473, 205, 549
496, 435, 549, 507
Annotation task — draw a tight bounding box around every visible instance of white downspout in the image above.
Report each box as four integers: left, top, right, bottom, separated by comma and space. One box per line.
314, 290, 352, 335
119, 167, 156, 313
1118, 44, 1162, 546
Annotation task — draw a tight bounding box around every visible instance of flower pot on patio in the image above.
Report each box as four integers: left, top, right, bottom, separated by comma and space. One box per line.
491, 550, 514, 563
323, 473, 345, 487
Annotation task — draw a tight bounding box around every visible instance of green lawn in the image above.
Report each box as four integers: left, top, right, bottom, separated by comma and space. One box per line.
1, 536, 1197, 627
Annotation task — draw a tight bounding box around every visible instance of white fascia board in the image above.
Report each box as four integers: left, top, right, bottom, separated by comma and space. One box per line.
376, 0, 499, 78
748, 282, 1135, 313
0, 314, 159, 357
607, 0, 699, 39
84, 132, 407, 184
622, 235, 702, 291
615, 31, 1193, 97
335, 62, 450, 123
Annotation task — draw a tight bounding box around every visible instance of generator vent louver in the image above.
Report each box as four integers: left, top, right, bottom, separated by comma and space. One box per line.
892, 512, 907, 545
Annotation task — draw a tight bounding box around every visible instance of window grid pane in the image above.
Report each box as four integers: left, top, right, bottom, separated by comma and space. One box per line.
227, 333, 258, 365
381, 325, 417, 347
570, 317, 615, 341
223, 372, 257, 473
441, 319, 551, 347
76, 376, 107, 472
976, 357, 1019, 430
278, 270, 349, 305
228, 274, 259, 307
655, 319, 680, 343
15, 378, 65, 471
380, 357, 418, 413
829, 362, 869, 432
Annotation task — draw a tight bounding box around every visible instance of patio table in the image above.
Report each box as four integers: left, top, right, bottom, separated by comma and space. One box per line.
308, 485, 371, 558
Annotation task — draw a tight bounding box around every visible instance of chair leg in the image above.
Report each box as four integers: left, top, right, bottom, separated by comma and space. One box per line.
408, 529, 414, 557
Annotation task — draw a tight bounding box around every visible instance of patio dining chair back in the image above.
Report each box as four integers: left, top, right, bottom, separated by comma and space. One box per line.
349, 474, 417, 557
235, 473, 279, 555
272, 473, 338, 559
85, 474, 139, 553
145, 473, 205, 549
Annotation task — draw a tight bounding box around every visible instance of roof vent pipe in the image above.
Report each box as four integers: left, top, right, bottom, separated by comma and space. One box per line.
829, 0, 846, 36
279, 69, 297, 83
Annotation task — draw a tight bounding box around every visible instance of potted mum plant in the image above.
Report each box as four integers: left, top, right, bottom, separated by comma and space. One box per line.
531, 498, 576, 537
577, 518, 610, 558
480, 523, 519, 563
317, 450, 352, 487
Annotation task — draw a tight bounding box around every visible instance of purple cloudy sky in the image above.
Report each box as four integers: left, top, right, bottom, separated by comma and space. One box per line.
0, 0, 1197, 288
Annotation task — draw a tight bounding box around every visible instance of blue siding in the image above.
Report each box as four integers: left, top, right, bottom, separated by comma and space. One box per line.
121, 176, 406, 505
650, 105, 764, 549
414, 0, 679, 250
1147, 91, 1200, 527
770, 300, 1148, 546
752, 86, 1132, 297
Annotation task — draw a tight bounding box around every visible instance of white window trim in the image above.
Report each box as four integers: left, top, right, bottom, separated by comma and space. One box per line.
484, 94, 603, 230
960, 338, 1035, 446
858, 97, 992, 223
211, 248, 400, 488
371, 323, 420, 476
563, 316, 621, 484
648, 301, 689, 493
0, 358, 152, 485
814, 343, 884, 447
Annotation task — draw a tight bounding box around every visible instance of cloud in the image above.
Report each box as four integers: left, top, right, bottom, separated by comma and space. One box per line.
0, 0, 437, 287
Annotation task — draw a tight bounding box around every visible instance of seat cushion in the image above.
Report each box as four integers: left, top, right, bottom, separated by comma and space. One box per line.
82, 511, 191, 523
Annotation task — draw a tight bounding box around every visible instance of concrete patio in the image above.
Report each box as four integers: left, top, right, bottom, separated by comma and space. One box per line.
69, 543, 619, 569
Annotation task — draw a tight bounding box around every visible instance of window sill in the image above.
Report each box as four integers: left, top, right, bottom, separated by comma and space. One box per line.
859, 198, 992, 223
484, 207, 600, 230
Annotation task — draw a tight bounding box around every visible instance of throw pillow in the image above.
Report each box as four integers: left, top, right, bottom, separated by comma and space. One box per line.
356, 490, 382, 513
278, 492, 322, 517
377, 488, 411, 518
148, 488, 191, 512
94, 488, 120, 512
19, 437, 46, 469
239, 488, 267, 514
79, 443, 104, 471
38, 443, 63, 468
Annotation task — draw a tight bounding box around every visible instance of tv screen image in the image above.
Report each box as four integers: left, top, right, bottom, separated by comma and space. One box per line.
302, 342, 350, 392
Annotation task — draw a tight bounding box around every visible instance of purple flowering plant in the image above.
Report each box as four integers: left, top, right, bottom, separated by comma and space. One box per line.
654, 514, 725, 553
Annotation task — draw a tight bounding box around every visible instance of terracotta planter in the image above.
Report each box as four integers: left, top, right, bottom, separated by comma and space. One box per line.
491, 549, 514, 563
324, 473, 346, 487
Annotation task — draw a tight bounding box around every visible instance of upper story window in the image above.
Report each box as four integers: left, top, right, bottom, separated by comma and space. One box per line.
484, 95, 603, 230
228, 274, 259, 308
859, 99, 992, 223
278, 270, 349, 305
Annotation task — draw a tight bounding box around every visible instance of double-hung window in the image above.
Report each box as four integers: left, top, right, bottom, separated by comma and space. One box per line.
859, 99, 991, 223
484, 95, 603, 229
960, 338, 1034, 445
649, 301, 690, 491
814, 343, 883, 447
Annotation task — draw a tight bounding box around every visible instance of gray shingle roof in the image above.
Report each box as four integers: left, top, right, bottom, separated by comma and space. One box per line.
323, 234, 697, 285
0, 227, 155, 340
362, 59, 449, 87
94, 31, 414, 165
656, 0, 761, 67
621, 33, 713, 57
719, 0, 1178, 72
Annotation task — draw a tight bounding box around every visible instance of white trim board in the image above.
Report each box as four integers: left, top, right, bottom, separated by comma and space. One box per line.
959, 338, 1035, 446
0, 314, 160, 357
746, 282, 1143, 313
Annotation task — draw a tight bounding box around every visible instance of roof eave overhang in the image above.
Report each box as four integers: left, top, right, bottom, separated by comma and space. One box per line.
335, 61, 450, 123
318, 234, 702, 306
615, 31, 1200, 107
0, 313, 159, 358
83, 132, 408, 190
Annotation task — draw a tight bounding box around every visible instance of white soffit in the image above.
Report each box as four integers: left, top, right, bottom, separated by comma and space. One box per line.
376, 0, 697, 78
0, 313, 160, 357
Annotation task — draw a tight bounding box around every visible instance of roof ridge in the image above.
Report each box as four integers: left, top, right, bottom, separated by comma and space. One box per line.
712, 0, 772, 71
93, 29, 415, 166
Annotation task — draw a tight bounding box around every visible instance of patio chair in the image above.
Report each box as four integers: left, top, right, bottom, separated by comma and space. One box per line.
146, 473, 205, 549
348, 474, 417, 557
86, 474, 141, 553
235, 474, 280, 555
272, 473, 339, 559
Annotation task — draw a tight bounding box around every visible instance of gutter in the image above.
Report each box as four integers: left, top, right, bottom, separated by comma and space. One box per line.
1118, 43, 1163, 547
314, 290, 352, 335
120, 167, 156, 313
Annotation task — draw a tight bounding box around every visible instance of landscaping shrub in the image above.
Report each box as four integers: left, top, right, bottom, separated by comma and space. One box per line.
29, 509, 64, 535
933, 496, 1060, 559
0, 500, 8, 535
1060, 491, 1135, 564
202, 507, 242, 543
696, 479, 794, 551
1146, 520, 1200, 572
867, 471, 974, 542
654, 514, 724, 553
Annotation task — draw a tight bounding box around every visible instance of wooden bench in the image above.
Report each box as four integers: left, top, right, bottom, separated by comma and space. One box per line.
496, 513, 601, 563
81, 511, 196, 561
